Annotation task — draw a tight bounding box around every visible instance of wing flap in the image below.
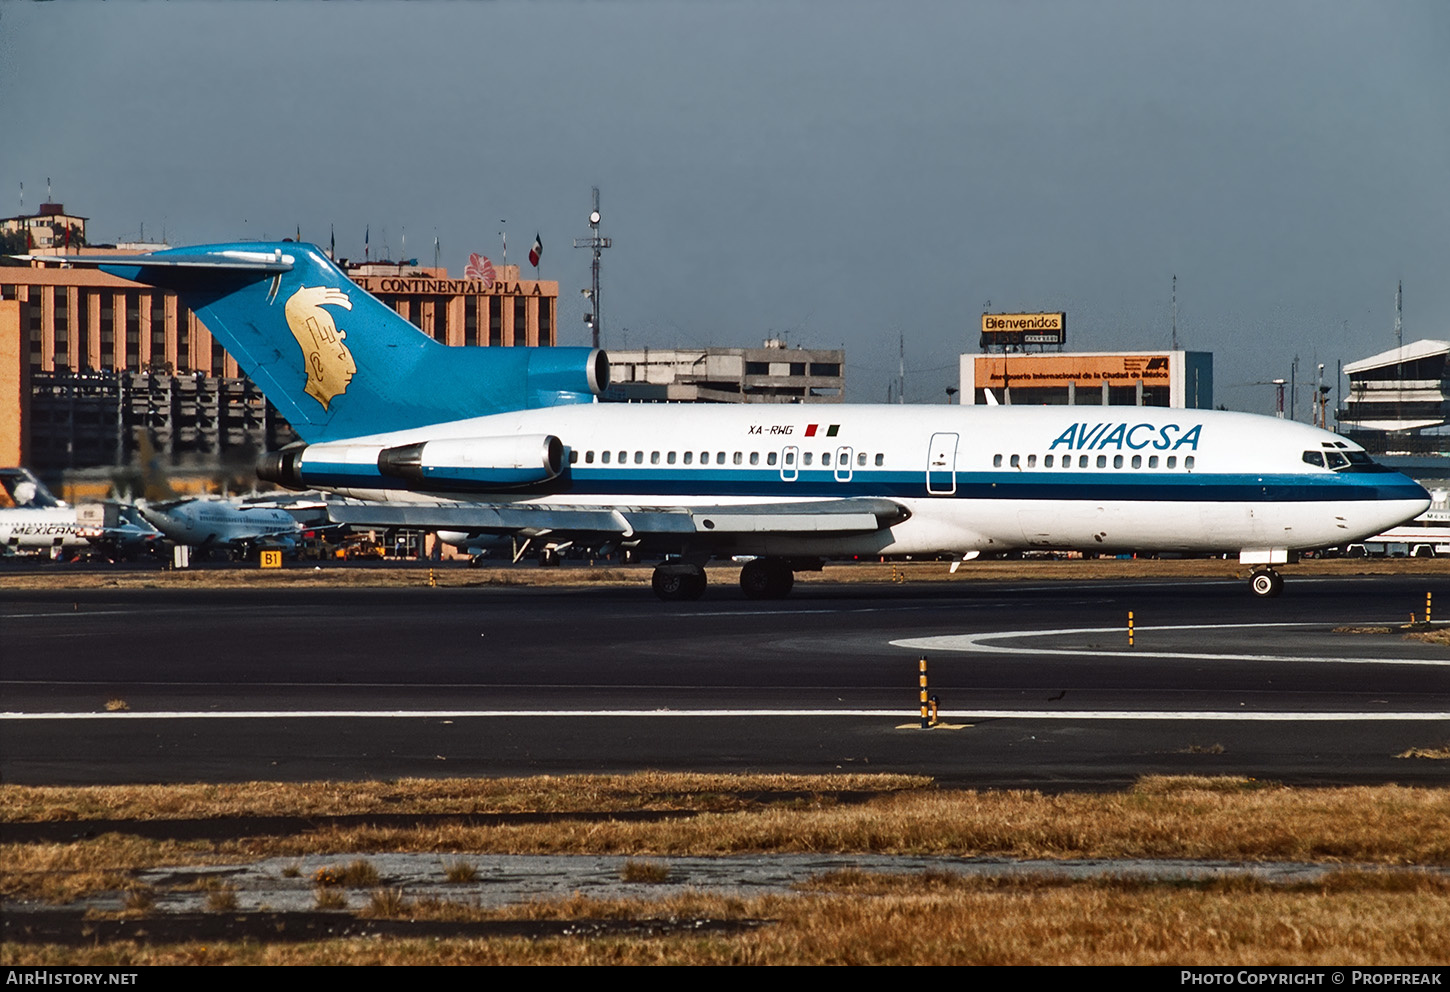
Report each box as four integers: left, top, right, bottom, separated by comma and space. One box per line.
327, 498, 907, 537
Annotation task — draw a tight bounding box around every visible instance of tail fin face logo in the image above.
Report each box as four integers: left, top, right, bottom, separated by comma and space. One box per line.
284, 286, 357, 411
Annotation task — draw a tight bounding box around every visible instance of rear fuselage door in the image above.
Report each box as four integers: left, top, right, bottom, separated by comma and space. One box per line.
927, 433, 958, 495
834, 446, 854, 483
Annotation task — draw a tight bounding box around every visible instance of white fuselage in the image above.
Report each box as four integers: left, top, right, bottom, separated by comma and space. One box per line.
299, 404, 1429, 559
0, 507, 94, 554
138, 499, 301, 548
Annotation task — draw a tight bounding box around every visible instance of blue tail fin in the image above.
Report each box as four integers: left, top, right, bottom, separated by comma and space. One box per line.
99, 243, 606, 444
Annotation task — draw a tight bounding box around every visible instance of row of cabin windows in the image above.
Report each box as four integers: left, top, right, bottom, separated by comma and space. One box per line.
567, 449, 889, 468
993, 452, 1196, 471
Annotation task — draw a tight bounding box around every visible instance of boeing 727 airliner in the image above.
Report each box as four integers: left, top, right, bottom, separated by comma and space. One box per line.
31, 243, 1429, 599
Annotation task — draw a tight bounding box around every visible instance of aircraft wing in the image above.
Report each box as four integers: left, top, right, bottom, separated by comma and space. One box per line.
326, 498, 908, 538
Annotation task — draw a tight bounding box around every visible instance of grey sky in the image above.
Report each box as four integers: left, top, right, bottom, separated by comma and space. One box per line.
2, 1, 1446, 413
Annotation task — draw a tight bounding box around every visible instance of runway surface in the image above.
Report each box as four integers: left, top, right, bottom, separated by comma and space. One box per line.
4, 572, 1448, 788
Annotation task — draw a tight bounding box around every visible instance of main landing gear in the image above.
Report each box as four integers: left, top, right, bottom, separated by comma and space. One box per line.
739, 558, 795, 600
1249, 568, 1284, 598
652, 562, 707, 601
650, 558, 799, 602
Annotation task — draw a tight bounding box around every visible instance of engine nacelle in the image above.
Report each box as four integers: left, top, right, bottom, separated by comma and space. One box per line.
258, 443, 384, 490
377, 434, 564, 489
260, 434, 564, 492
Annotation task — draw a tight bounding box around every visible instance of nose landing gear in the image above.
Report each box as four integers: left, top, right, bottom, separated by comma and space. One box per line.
1249, 568, 1284, 598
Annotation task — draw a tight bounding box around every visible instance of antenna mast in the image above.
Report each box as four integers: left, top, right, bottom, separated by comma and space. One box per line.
1171, 274, 1178, 351
1395, 280, 1403, 350
897, 332, 906, 404
573, 187, 612, 348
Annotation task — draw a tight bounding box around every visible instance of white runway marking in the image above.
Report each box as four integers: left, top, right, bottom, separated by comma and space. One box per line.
893, 622, 1450, 667
3, 708, 1446, 721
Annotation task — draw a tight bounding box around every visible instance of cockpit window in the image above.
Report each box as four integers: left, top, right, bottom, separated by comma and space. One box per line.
1311, 448, 1390, 472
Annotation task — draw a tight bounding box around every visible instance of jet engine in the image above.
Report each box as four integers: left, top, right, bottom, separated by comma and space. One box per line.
377, 435, 564, 488
258, 435, 565, 492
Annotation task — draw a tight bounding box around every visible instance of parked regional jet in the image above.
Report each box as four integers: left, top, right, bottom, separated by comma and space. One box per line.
135, 496, 311, 557
32, 243, 1429, 598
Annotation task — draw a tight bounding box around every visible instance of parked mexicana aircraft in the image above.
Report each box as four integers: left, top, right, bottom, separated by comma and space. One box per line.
0, 468, 159, 558
36, 243, 1429, 599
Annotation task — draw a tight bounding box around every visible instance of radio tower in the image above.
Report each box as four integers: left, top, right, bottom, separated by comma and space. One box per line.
573, 187, 612, 348
1395, 280, 1403, 350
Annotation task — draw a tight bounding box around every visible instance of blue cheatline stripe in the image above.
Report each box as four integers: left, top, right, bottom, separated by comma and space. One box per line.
303, 463, 1426, 503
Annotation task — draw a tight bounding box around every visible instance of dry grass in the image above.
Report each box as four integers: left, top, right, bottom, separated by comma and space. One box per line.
203, 886, 238, 912
1404, 627, 1450, 645
8, 874, 1450, 965
360, 887, 412, 918
1396, 745, 1450, 760
0, 772, 926, 823
313, 887, 346, 910
619, 859, 672, 883
312, 859, 380, 888
5, 776, 1450, 910
442, 859, 478, 883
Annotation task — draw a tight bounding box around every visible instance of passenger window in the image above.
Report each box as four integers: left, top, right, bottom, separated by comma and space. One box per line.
749, 452, 759, 465
1078, 455, 1089, 468
1027, 454, 1037, 468
993, 454, 1003, 467
634, 451, 644, 464
667, 451, 676, 464
823, 452, 832, 467
857, 452, 866, 466
601, 451, 611, 464
1131, 454, 1141, 469
569, 450, 579, 464
1167, 456, 1177, 469
683, 451, 693, 465
767, 452, 778, 466
651, 451, 660, 464
585, 450, 595, 464
1148, 455, 1158, 468
733, 452, 742, 465
700, 451, 709, 463
1010, 454, 1020, 468
803, 452, 813, 466
1045, 455, 1054, 468
618, 450, 627, 464
875, 454, 884, 466
716, 452, 726, 465
1096, 455, 1107, 468
1113, 455, 1123, 469
1185, 456, 1195, 470
785, 451, 795, 465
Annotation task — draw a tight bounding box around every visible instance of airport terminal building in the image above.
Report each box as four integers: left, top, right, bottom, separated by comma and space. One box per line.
604, 341, 845, 403
958, 312, 1213, 409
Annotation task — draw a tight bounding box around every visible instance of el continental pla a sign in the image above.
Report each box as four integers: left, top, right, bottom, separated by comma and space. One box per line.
981, 312, 1066, 347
